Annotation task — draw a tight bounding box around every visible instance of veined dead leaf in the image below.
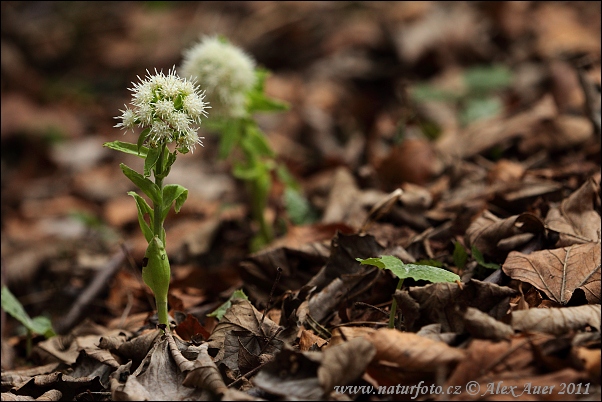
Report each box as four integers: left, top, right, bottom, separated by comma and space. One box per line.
545, 176, 601, 247
502, 243, 601, 304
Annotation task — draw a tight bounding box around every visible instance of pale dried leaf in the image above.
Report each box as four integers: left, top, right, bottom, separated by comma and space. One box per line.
502, 243, 601, 304
369, 328, 464, 371
512, 304, 601, 335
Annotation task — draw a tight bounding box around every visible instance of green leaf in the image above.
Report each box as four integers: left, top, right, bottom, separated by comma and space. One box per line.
120, 163, 161, 206
144, 146, 162, 178
103, 141, 149, 158
453, 241, 468, 270
232, 162, 261, 180
241, 125, 275, 158
142, 236, 170, 310
410, 84, 461, 103
246, 68, 289, 113
276, 165, 300, 191
218, 119, 243, 159
128, 191, 154, 243
1, 286, 55, 338
357, 255, 460, 283
161, 184, 188, 221
284, 187, 318, 225
460, 96, 503, 126
137, 128, 150, 153
207, 289, 248, 320
471, 246, 501, 270
463, 64, 512, 95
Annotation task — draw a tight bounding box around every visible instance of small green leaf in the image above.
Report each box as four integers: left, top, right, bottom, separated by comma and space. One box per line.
1, 286, 55, 338
161, 184, 188, 220
128, 191, 154, 243
207, 289, 248, 320
460, 96, 502, 126
217, 119, 243, 159
246, 68, 289, 113
357, 255, 460, 283
463, 64, 512, 95
284, 187, 318, 225
144, 146, 162, 178
137, 128, 150, 153
453, 241, 468, 270
471, 246, 500, 269
120, 163, 161, 206
103, 141, 149, 158
241, 125, 276, 158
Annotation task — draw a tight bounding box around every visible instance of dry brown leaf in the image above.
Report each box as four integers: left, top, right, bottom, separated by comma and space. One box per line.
463, 307, 514, 341
207, 299, 284, 363
511, 304, 601, 335
395, 279, 517, 333
502, 243, 601, 304
465, 210, 546, 261
368, 328, 465, 372
327, 326, 376, 348
576, 347, 601, 380
545, 177, 601, 247
445, 333, 557, 390
299, 329, 328, 351
317, 337, 376, 391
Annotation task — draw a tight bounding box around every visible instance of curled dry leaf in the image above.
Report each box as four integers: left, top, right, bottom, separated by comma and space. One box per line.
502, 243, 601, 304
511, 304, 601, 335
462, 307, 514, 341
165, 332, 227, 396
545, 176, 601, 247
465, 210, 545, 261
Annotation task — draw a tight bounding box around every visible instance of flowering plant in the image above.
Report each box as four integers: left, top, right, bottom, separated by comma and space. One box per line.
180, 36, 311, 250
104, 67, 209, 329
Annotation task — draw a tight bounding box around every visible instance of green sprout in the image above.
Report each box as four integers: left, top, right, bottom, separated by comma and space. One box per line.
104, 67, 209, 330
2, 285, 55, 355
357, 256, 460, 329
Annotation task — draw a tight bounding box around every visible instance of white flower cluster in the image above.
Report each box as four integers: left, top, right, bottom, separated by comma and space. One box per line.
115, 67, 209, 153
180, 36, 256, 118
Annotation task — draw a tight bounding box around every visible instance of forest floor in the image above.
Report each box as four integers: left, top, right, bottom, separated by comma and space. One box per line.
1, 2, 600, 401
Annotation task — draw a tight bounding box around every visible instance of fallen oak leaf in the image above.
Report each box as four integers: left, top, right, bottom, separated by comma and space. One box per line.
502, 243, 601, 304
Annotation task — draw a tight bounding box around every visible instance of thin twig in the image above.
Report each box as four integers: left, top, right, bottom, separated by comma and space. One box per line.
55, 247, 127, 334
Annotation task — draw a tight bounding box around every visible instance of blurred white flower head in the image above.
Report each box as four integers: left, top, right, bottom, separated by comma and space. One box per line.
114, 66, 209, 153
180, 36, 256, 118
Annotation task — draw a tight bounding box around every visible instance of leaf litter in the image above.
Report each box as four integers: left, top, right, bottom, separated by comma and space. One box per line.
1, 2, 601, 401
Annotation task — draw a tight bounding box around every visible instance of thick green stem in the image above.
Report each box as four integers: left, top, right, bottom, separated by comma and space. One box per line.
153, 144, 169, 330
389, 277, 405, 329
156, 299, 169, 329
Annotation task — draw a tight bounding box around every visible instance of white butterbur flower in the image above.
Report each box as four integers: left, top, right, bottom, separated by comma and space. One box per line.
114, 66, 209, 153
180, 36, 256, 118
